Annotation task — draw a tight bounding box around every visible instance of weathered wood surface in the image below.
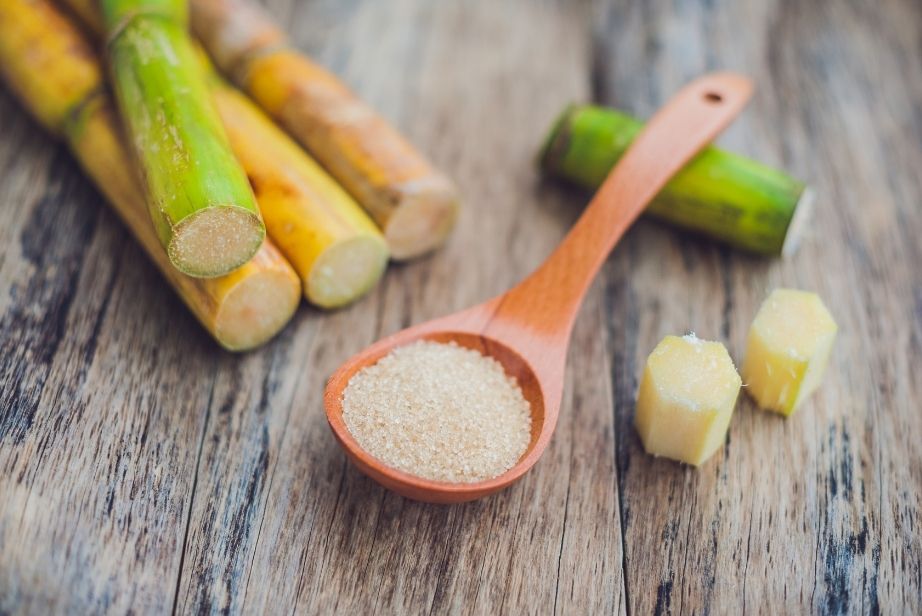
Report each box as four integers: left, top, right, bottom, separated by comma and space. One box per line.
0, 0, 920, 613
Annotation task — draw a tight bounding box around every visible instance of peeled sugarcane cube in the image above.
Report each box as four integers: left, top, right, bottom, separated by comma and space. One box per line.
635, 335, 742, 466
742, 289, 837, 416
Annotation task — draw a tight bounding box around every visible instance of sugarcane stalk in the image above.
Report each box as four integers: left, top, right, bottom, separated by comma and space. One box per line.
102, 0, 265, 277
0, 0, 299, 351
189, 0, 460, 260
61, 0, 391, 309
539, 105, 812, 256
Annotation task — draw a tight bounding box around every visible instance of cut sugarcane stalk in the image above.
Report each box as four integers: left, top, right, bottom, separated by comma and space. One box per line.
540, 105, 812, 256
0, 0, 299, 351
189, 0, 460, 260
62, 0, 391, 309
102, 0, 265, 277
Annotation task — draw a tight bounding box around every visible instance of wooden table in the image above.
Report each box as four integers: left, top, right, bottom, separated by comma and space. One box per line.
2, 0, 920, 613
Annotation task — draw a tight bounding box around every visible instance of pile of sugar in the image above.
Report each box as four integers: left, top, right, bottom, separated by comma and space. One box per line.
341, 340, 532, 483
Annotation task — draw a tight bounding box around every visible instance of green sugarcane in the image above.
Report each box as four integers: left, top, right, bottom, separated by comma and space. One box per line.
539, 105, 812, 256
102, 0, 264, 277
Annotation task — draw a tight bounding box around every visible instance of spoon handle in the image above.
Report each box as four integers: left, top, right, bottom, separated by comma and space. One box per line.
498, 72, 753, 338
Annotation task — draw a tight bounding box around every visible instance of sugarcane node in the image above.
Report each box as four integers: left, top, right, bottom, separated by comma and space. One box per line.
103, 10, 169, 47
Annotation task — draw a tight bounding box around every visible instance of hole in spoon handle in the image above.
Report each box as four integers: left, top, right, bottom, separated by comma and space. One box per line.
704, 91, 723, 103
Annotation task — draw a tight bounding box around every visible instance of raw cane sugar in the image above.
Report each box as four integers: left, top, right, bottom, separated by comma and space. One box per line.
341, 340, 532, 483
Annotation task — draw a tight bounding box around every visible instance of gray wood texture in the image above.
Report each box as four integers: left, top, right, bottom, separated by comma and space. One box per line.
1, 0, 920, 613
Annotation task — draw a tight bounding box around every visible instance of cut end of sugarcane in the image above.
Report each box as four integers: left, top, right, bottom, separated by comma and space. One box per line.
384, 176, 460, 261
169, 205, 266, 277
781, 186, 814, 258
214, 266, 300, 351
306, 235, 389, 309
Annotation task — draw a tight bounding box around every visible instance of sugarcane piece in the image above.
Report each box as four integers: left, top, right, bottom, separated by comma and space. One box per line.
0, 0, 300, 351
61, 0, 391, 309
742, 289, 837, 416
102, 0, 265, 277
635, 334, 742, 466
190, 0, 460, 260
209, 72, 389, 307
539, 105, 813, 256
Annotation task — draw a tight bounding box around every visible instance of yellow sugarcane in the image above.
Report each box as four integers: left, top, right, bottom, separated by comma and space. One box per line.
61, 0, 391, 308
190, 0, 460, 260
0, 0, 300, 351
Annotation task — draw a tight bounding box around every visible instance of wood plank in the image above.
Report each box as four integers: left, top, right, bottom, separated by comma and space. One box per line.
595, 0, 922, 613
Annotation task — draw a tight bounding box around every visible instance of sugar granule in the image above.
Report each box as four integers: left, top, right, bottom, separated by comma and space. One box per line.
341, 340, 533, 483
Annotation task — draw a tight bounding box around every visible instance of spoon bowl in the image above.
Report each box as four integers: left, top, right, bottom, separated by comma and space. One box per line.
325, 324, 549, 503
325, 73, 754, 503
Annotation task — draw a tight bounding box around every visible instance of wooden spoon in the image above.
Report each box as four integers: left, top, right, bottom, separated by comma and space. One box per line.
324, 73, 753, 504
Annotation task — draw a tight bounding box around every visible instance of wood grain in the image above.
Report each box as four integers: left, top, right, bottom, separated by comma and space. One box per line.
0, 0, 919, 613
